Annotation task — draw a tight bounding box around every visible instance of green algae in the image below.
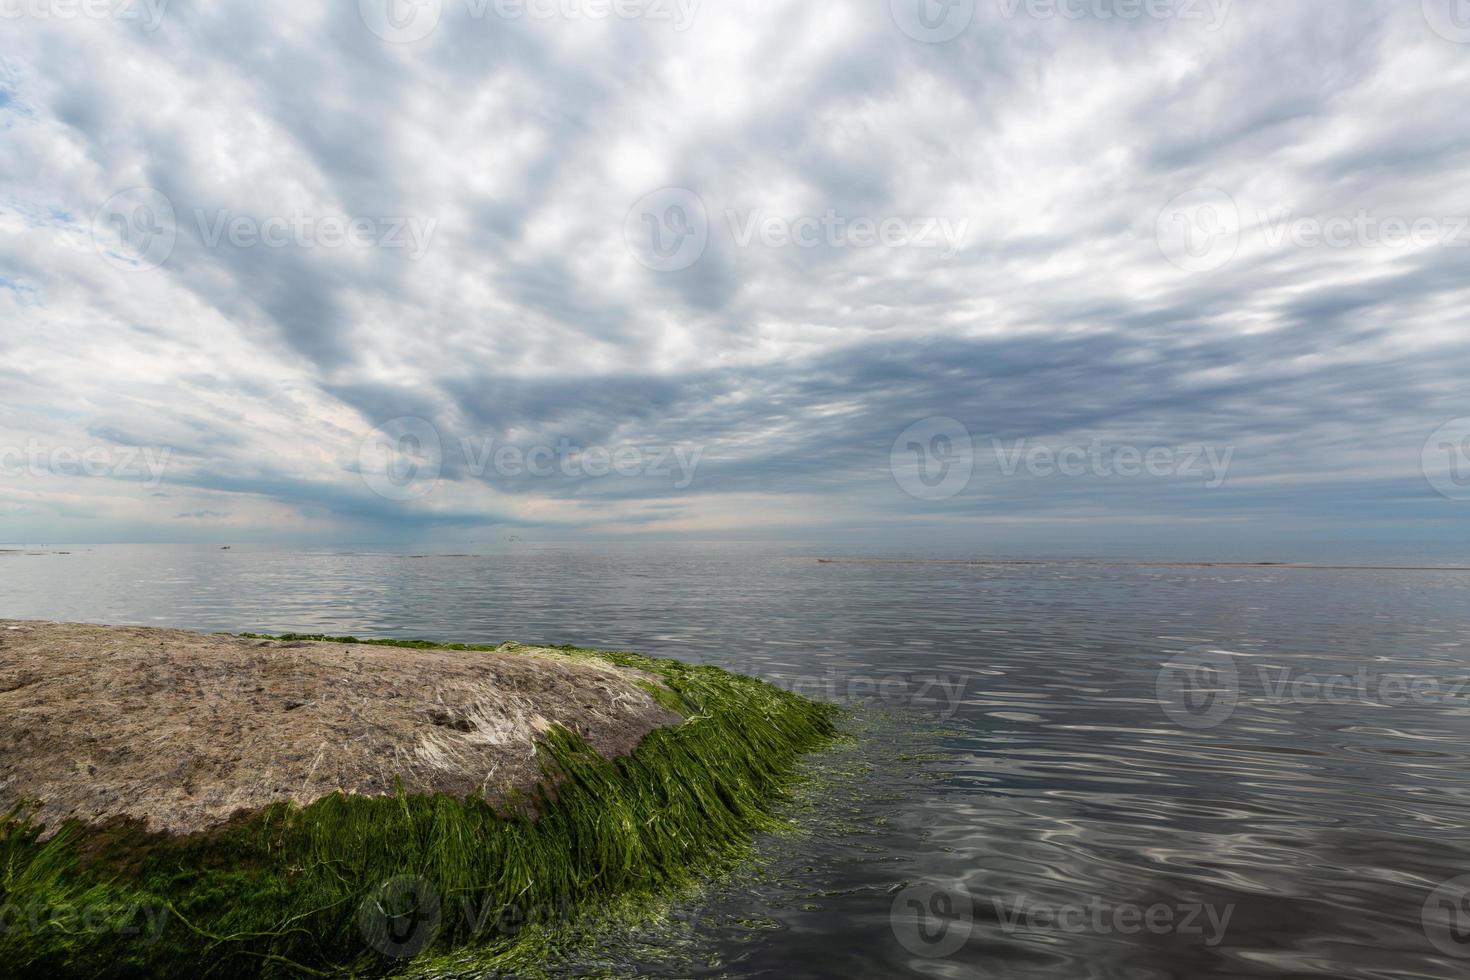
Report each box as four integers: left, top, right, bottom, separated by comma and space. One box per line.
0, 637, 838, 978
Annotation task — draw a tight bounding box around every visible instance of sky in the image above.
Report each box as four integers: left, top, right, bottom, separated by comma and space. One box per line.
2, 0, 1469, 556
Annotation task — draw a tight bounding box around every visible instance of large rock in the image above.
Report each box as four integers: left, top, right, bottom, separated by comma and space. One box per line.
0, 621, 681, 835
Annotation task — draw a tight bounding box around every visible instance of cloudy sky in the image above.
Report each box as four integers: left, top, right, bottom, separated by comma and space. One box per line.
3, 0, 1469, 555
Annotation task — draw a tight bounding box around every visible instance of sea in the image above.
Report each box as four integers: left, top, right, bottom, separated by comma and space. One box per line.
4, 542, 1470, 979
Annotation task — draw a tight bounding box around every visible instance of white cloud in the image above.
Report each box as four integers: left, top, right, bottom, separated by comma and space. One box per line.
2, 1, 1469, 545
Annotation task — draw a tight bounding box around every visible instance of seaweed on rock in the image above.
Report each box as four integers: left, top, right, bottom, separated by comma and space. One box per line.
0, 638, 837, 978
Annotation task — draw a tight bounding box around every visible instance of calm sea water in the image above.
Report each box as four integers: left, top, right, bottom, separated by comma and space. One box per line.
4, 544, 1470, 979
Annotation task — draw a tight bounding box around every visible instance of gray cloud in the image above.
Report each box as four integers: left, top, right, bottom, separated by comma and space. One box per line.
2, 1, 1469, 549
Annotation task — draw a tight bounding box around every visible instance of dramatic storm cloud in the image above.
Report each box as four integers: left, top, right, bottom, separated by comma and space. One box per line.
2, 0, 1469, 552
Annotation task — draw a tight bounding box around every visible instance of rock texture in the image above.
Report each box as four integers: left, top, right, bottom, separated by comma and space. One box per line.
0, 621, 681, 835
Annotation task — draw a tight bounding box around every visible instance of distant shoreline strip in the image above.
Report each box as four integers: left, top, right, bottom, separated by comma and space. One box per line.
814, 559, 1470, 572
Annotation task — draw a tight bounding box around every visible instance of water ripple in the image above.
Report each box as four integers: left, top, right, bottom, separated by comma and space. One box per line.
4, 544, 1470, 978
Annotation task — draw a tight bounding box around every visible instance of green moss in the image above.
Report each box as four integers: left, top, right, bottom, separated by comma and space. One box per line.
0, 637, 837, 978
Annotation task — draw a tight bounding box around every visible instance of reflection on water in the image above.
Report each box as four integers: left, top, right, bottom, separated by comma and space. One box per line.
4, 544, 1470, 978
